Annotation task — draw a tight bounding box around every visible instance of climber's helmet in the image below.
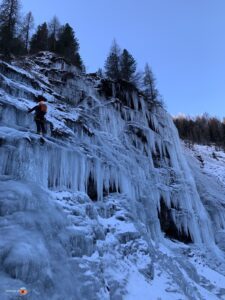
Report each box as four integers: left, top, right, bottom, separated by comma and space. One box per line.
37, 95, 46, 102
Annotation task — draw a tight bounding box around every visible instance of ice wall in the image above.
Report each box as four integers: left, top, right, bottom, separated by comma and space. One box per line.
0, 52, 224, 299
0, 53, 216, 246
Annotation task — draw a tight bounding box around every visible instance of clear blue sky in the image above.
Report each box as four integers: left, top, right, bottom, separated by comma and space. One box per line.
21, 0, 225, 118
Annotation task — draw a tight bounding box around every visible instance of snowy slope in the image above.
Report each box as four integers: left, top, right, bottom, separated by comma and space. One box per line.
187, 144, 225, 187
0, 52, 225, 300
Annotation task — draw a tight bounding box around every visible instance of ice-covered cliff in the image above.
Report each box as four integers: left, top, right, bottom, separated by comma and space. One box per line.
0, 52, 225, 300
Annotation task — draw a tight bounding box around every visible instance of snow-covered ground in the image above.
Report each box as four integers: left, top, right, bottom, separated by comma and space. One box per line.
0, 52, 225, 299
187, 144, 225, 187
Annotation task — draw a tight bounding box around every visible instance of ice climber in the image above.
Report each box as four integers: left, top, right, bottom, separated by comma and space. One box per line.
28, 95, 47, 135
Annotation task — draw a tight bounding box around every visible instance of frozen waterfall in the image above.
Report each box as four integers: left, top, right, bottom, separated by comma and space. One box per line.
0, 52, 225, 300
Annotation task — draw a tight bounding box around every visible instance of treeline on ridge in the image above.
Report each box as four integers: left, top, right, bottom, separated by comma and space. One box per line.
0, 0, 83, 69
174, 114, 225, 149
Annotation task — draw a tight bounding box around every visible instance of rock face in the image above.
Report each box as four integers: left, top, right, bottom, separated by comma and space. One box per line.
0, 52, 225, 300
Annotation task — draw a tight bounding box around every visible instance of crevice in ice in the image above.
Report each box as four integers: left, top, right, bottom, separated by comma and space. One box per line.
147, 116, 159, 134
158, 197, 193, 243
87, 176, 98, 201
152, 142, 161, 168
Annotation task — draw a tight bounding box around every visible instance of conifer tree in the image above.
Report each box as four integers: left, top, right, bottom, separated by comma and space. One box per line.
21, 11, 34, 53
120, 49, 136, 81
0, 0, 21, 57
56, 23, 83, 69
97, 68, 103, 78
30, 22, 48, 53
74, 52, 84, 71
48, 16, 60, 53
104, 40, 121, 81
143, 63, 159, 104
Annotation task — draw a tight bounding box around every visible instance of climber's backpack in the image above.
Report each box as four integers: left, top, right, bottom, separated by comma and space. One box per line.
39, 101, 47, 114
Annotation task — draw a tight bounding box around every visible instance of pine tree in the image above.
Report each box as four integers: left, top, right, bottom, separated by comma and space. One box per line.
30, 22, 48, 53
74, 52, 85, 71
56, 23, 83, 69
97, 68, 103, 78
21, 11, 34, 53
143, 63, 159, 104
48, 16, 60, 53
120, 49, 136, 81
0, 0, 21, 57
104, 40, 121, 81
